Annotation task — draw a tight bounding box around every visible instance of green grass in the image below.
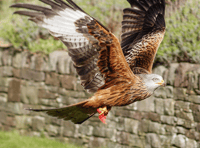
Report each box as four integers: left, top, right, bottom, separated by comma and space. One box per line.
0, 130, 82, 148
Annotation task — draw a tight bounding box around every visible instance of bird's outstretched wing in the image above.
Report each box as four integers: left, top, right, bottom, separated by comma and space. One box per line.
121, 0, 166, 73
11, 0, 109, 93
27, 13, 140, 124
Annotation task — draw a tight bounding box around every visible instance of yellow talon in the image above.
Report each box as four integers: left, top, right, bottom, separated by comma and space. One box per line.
98, 106, 108, 115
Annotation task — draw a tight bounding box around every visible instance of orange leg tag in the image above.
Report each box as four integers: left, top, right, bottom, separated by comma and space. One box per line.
97, 108, 107, 124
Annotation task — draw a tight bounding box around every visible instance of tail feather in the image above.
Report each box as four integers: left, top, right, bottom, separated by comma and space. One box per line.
27, 100, 97, 124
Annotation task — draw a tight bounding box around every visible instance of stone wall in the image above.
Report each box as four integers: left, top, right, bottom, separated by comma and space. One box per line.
0, 48, 200, 148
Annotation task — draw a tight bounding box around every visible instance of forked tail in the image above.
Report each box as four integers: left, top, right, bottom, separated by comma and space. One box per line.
27, 100, 97, 124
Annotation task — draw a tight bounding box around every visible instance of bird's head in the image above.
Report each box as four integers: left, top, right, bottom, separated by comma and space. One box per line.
139, 74, 165, 94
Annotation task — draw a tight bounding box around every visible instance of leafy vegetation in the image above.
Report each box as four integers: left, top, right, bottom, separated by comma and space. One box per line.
0, 0, 65, 52
0, 130, 82, 148
0, 0, 199, 63
156, 0, 200, 64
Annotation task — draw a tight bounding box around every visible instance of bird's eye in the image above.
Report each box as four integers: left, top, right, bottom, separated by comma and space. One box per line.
152, 78, 159, 81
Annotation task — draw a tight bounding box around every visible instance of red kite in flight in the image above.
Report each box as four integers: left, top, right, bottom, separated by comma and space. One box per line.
11, 0, 166, 124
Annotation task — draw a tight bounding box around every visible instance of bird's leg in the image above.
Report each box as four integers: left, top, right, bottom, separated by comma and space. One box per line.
97, 106, 111, 124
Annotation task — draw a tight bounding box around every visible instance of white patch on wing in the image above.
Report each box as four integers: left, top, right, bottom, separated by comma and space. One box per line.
61, 36, 87, 43
37, 7, 93, 38
132, 6, 140, 10
45, 15, 76, 25
41, 23, 75, 34
62, 9, 86, 19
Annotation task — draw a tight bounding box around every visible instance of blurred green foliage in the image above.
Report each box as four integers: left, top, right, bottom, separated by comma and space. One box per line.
0, 0, 199, 64
0, 130, 82, 148
156, 0, 200, 64
0, 0, 66, 52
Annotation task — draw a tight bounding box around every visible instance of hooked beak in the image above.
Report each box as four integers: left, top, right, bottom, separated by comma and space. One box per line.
156, 79, 165, 86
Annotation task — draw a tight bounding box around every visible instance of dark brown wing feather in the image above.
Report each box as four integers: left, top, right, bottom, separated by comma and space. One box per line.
10, 0, 107, 93
87, 20, 135, 81
82, 20, 150, 108
28, 99, 96, 124
121, 0, 165, 73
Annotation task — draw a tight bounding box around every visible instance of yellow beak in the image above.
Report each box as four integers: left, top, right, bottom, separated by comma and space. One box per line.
156, 79, 165, 86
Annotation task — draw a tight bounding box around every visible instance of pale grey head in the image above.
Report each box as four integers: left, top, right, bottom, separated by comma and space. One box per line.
138, 74, 165, 94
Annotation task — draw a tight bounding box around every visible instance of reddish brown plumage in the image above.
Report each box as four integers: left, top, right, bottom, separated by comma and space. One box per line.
121, 0, 165, 73
11, 0, 166, 124
84, 20, 151, 108
126, 29, 165, 73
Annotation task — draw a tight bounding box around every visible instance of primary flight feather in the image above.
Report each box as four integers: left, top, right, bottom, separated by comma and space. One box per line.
11, 0, 166, 124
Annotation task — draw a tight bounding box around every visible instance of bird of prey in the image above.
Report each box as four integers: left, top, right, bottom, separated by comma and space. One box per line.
11, 0, 166, 124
